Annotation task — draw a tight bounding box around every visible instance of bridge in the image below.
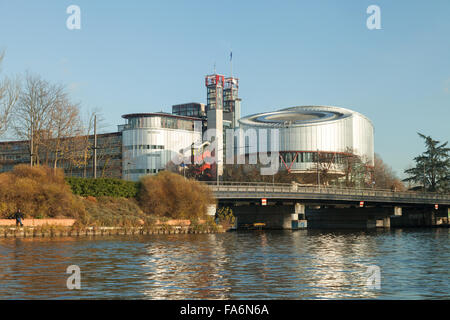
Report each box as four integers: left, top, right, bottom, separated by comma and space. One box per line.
207, 182, 450, 229
208, 182, 450, 205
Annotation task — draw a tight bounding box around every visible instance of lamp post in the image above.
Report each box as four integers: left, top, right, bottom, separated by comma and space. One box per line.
423, 163, 426, 192
29, 126, 33, 167
317, 149, 320, 190
126, 161, 135, 181
93, 115, 97, 179
216, 147, 224, 186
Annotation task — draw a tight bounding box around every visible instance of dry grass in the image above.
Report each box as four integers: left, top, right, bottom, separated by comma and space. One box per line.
75, 196, 146, 227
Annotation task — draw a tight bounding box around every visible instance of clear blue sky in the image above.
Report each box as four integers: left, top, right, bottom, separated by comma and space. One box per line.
0, 0, 449, 177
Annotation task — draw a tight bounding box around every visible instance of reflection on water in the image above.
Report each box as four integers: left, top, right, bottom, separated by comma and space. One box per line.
0, 229, 448, 299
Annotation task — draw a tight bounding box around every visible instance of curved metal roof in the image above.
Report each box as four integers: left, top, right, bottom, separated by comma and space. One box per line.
121, 112, 201, 121
238, 105, 373, 127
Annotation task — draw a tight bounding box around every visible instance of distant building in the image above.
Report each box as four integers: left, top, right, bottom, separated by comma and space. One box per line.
0, 132, 122, 178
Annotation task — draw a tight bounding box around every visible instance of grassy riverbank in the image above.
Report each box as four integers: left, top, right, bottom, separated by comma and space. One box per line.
0, 165, 230, 232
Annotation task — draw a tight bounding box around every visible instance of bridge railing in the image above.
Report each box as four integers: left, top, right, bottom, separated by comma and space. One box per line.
205, 181, 450, 202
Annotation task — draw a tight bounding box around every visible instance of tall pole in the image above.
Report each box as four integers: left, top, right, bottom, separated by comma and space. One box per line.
317, 149, 320, 189
216, 153, 220, 186
216, 147, 223, 186
30, 126, 33, 167
230, 50, 233, 78
423, 163, 426, 192
93, 115, 97, 179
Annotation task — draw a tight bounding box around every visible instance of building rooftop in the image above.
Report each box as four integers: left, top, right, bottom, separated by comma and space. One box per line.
121, 112, 202, 121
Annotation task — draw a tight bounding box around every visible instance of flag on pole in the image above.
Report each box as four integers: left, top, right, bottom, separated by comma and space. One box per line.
230, 51, 232, 61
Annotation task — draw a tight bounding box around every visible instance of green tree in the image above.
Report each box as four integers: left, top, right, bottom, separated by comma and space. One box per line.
403, 133, 450, 192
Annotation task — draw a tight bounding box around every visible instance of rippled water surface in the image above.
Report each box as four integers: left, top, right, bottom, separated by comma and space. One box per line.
0, 229, 448, 299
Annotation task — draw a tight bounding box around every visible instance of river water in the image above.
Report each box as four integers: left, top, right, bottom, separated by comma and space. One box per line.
0, 229, 448, 299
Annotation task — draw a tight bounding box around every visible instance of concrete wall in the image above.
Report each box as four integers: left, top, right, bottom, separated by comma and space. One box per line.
0, 219, 76, 227
306, 207, 379, 229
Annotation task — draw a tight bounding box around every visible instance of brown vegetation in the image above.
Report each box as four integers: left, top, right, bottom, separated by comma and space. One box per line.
0, 164, 85, 218
373, 154, 405, 191
76, 196, 145, 227
138, 171, 215, 220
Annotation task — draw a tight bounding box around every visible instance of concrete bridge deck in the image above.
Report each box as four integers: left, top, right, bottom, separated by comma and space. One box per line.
207, 182, 450, 229
208, 182, 450, 206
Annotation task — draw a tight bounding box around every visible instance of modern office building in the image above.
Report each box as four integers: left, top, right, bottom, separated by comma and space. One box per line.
120, 112, 203, 181
238, 105, 374, 174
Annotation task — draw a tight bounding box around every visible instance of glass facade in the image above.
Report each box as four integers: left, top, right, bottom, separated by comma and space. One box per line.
124, 114, 198, 132
172, 103, 206, 118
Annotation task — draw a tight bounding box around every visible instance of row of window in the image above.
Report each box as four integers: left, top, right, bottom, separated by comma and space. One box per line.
123, 168, 161, 174
123, 145, 164, 151
0, 154, 23, 161
126, 117, 197, 131
281, 152, 350, 164
174, 111, 204, 117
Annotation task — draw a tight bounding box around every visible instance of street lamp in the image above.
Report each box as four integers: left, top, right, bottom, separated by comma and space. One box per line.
317, 149, 320, 190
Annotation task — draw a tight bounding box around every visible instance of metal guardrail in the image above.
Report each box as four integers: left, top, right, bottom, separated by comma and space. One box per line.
205, 181, 450, 205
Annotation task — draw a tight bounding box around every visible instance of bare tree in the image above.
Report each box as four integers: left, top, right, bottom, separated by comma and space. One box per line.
47, 99, 82, 169
0, 52, 20, 137
68, 109, 107, 177
13, 72, 73, 166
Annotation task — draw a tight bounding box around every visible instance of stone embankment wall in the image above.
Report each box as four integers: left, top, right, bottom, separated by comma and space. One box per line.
0, 219, 225, 238
0, 219, 76, 227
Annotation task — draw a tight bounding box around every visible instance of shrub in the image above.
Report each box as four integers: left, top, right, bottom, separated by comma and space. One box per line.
0, 165, 85, 219
138, 171, 215, 220
217, 206, 235, 228
66, 177, 139, 198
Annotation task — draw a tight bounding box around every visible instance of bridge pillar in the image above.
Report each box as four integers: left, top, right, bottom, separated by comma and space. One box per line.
291, 203, 307, 229
295, 203, 306, 219
394, 206, 402, 216
383, 217, 391, 228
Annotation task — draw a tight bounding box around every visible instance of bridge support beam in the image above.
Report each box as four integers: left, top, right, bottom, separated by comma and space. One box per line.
232, 203, 301, 229
382, 206, 402, 228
